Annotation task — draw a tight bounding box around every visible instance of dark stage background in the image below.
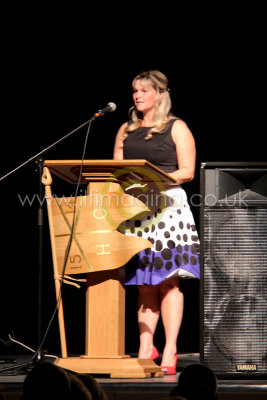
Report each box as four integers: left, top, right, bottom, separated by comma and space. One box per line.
0, 6, 265, 360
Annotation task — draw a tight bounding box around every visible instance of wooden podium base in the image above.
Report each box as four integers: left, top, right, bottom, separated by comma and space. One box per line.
54, 356, 164, 378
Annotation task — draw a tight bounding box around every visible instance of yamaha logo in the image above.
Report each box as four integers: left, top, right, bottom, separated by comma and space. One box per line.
236, 364, 258, 372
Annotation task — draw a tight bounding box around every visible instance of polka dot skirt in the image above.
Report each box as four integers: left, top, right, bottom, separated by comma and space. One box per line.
123, 186, 200, 285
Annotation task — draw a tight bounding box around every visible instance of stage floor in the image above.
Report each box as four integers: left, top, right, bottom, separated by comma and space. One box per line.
0, 353, 266, 400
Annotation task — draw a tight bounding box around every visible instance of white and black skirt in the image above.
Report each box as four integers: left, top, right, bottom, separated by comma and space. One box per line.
122, 185, 200, 285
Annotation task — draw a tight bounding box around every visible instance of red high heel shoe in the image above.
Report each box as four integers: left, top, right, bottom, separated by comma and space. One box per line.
151, 346, 159, 360
161, 354, 178, 375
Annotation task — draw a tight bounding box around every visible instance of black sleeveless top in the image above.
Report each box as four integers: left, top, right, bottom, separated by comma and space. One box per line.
123, 119, 178, 173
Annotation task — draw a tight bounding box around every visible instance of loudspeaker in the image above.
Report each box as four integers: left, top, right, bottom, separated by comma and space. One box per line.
200, 162, 267, 378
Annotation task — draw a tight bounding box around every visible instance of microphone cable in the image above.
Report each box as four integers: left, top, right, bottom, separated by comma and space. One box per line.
0, 101, 116, 374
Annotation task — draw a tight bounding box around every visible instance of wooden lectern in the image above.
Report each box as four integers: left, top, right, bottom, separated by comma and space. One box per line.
42, 160, 176, 378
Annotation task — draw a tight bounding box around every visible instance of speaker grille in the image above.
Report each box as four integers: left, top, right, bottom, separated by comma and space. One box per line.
202, 206, 267, 374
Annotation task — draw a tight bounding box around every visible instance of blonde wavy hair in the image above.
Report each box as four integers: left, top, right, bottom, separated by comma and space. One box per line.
124, 70, 173, 140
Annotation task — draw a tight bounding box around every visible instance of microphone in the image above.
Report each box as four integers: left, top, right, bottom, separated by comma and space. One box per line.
94, 102, 117, 119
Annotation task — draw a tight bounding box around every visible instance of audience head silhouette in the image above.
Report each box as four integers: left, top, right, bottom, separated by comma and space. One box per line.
169, 363, 218, 400
0, 385, 6, 400
20, 361, 93, 400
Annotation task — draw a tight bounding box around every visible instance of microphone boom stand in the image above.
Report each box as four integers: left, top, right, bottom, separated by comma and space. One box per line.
0, 114, 96, 373
0, 117, 94, 182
